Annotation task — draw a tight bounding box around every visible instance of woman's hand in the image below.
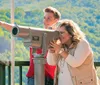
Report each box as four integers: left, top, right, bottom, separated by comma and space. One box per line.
48, 39, 62, 54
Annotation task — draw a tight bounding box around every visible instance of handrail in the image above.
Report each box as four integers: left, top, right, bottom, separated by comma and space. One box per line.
0, 61, 29, 85
94, 62, 100, 67
0, 61, 100, 85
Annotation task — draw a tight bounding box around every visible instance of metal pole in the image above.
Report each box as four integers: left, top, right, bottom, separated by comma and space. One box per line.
33, 33, 47, 85
11, 0, 15, 85
33, 53, 45, 85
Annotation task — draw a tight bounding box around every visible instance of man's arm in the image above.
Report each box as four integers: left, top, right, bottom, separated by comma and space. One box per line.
0, 21, 14, 32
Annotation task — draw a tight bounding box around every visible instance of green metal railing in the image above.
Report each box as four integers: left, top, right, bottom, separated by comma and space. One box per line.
0, 61, 6, 85
0, 61, 29, 85
0, 61, 100, 85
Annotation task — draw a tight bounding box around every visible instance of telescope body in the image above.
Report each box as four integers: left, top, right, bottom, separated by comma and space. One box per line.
12, 25, 60, 85
12, 25, 59, 49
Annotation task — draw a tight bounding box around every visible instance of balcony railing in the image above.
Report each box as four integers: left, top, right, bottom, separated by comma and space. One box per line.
0, 61, 100, 85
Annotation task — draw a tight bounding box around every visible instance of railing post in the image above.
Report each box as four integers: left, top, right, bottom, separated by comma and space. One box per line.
8, 66, 11, 85
19, 66, 22, 85
0, 61, 99, 85
0, 63, 5, 85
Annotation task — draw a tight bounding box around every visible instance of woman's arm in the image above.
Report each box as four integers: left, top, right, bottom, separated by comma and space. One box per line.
64, 39, 92, 67
47, 50, 58, 65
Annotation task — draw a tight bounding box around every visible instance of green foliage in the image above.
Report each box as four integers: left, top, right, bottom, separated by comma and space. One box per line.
15, 8, 25, 20
0, 50, 10, 61
0, 0, 99, 62
0, 27, 4, 36
14, 40, 29, 61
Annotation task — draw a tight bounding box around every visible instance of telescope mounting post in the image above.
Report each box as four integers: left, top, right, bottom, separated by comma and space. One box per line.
33, 33, 47, 85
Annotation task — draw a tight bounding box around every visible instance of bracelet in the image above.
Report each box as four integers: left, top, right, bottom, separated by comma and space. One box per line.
59, 48, 64, 54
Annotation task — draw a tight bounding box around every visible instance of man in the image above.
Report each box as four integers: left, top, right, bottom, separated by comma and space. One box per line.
0, 6, 61, 85
26, 6, 61, 85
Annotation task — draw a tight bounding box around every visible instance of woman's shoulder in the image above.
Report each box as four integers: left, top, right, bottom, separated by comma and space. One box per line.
78, 38, 90, 47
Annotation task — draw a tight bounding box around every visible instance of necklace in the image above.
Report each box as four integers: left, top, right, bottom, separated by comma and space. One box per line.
59, 58, 65, 73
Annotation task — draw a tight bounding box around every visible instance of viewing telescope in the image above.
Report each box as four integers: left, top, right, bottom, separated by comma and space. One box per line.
11, 24, 61, 85
12, 25, 59, 52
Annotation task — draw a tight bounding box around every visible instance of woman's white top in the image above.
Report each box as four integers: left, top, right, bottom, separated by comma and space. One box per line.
58, 58, 73, 85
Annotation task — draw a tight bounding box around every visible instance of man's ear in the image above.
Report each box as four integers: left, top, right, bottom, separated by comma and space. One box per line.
56, 19, 59, 22
54, 19, 59, 23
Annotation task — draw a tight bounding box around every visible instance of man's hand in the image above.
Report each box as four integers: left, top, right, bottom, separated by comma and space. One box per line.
0, 21, 2, 26
0, 21, 5, 26
0, 21, 12, 32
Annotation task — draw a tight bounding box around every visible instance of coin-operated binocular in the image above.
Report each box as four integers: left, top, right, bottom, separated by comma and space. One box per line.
12, 25, 60, 85
12, 25, 59, 54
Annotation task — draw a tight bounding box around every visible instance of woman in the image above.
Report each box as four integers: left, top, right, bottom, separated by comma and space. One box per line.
47, 19, 99, 85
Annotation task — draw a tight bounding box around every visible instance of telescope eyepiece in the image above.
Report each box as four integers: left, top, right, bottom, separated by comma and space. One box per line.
12, 27, 18, 35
